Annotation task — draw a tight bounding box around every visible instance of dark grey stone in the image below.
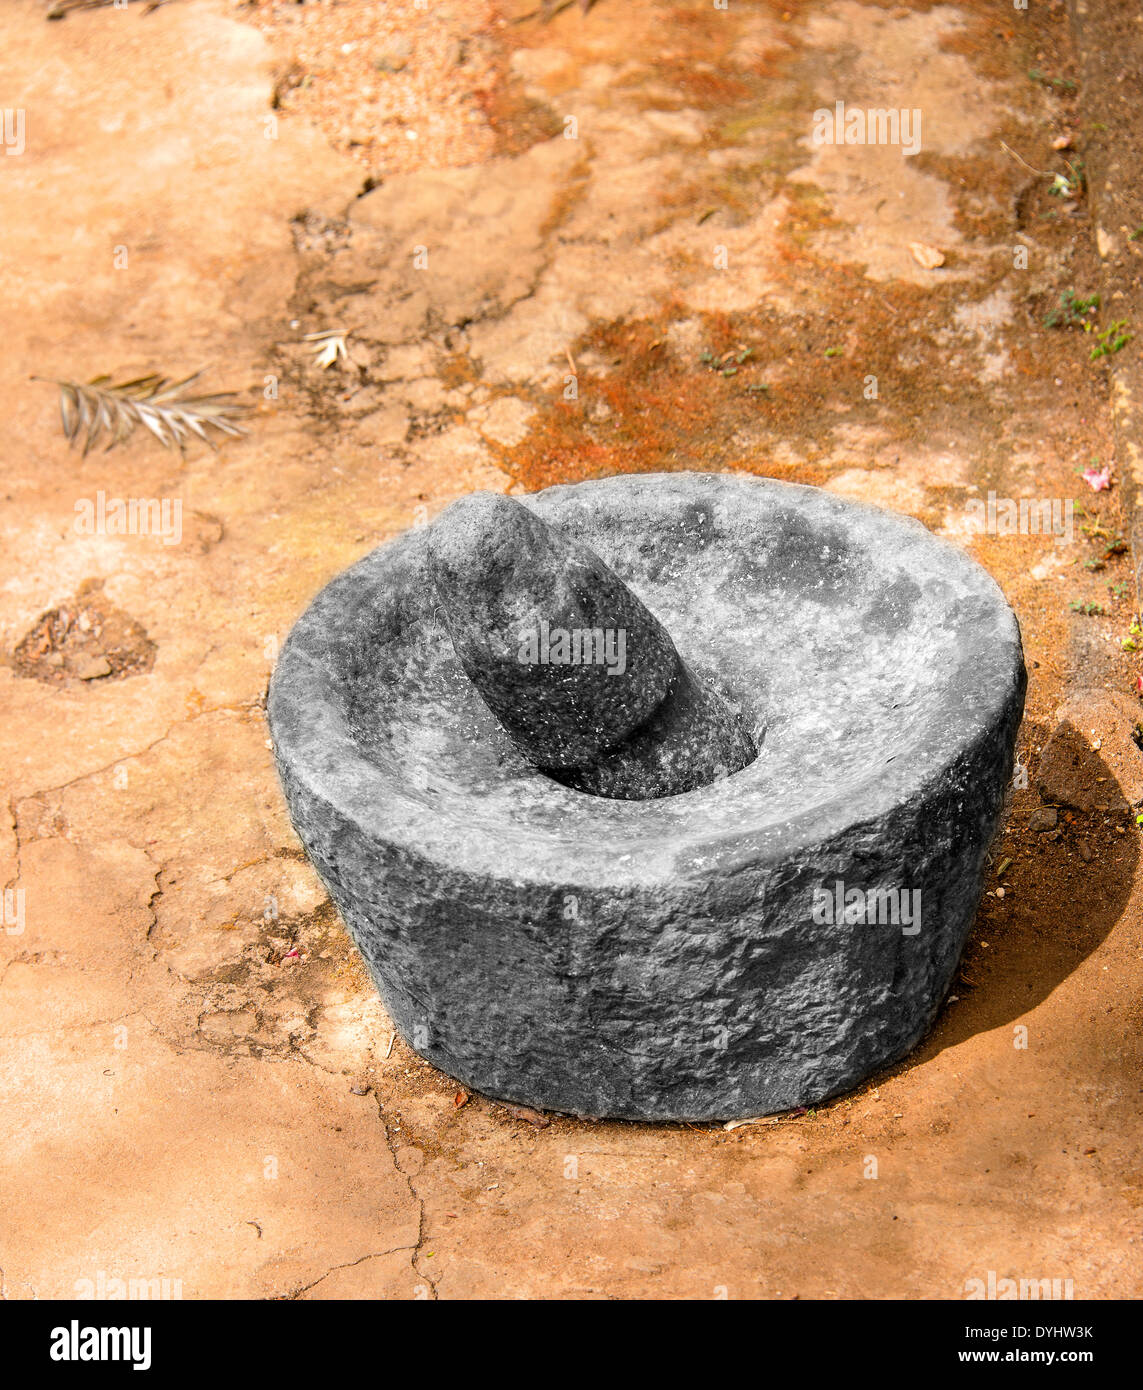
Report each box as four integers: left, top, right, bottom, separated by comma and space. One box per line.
552, 660, 758, 800
427, 490, 756, 798
268, 472, 1026, 1121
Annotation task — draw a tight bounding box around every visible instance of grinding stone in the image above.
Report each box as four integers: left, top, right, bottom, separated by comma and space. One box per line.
427, 490, 756, 798
268, 472, 1026, 1121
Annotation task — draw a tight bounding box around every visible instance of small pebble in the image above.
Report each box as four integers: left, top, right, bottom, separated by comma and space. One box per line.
75, 655, 112, 681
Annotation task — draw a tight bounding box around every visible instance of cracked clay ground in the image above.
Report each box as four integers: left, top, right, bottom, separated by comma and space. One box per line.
2, 0, 1142, 1299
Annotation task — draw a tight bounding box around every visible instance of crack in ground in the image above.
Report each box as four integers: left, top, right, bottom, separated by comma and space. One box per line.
376, 1092, 438, 1300
285, 1244, 419, 1301
145, 864, 165, 940
5, 794, 24, 905
0, 1008, 155, 1040
11, 699, 262, 808
0, 1264, 33, 1301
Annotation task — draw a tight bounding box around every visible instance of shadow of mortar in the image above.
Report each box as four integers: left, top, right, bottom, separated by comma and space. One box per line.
889, 715, 1140, 1067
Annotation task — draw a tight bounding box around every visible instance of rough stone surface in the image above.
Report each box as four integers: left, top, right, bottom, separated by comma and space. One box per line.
427, 490, 756, 798
428, 491, 677, 765
1036, 688, 1143, 813
554, 659, 758, 801
269, 473, 1027, 1121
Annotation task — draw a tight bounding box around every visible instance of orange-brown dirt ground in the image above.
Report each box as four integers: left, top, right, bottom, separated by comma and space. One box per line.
1, 0, 1141, 1300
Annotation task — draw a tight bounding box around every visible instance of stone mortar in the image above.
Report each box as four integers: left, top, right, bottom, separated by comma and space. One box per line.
268, 472, 1026, 1121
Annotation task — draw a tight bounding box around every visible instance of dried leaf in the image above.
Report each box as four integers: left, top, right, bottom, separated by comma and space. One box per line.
48, 0, 172, 15
314, 339, 345, 370
506, 1104, 550, 1127
38, 371, 248, 456
539, 0, 592, 18
303, 329, 353, 371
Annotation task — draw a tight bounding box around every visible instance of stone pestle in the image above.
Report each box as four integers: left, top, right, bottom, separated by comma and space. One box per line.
427, 491, 757, 799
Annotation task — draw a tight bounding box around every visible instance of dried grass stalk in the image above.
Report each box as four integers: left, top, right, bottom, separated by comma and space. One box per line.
47, 1, 171, 18
41, 371, 248, 456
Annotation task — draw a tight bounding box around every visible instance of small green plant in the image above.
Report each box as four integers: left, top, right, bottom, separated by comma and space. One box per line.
1070, 601, 1105, 616
1083, 528, 1127, 570
1001, 143, 1083, 201
1110, 581, 1130, 600
700, 346, 753, 377
1122, 618, 1143, 652
824, 346, 843, 359
1044, 289, 1100, 328
1029, 69, 1077, 94
1066, 158, 1087, 195
1091, 320, 1132, 358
